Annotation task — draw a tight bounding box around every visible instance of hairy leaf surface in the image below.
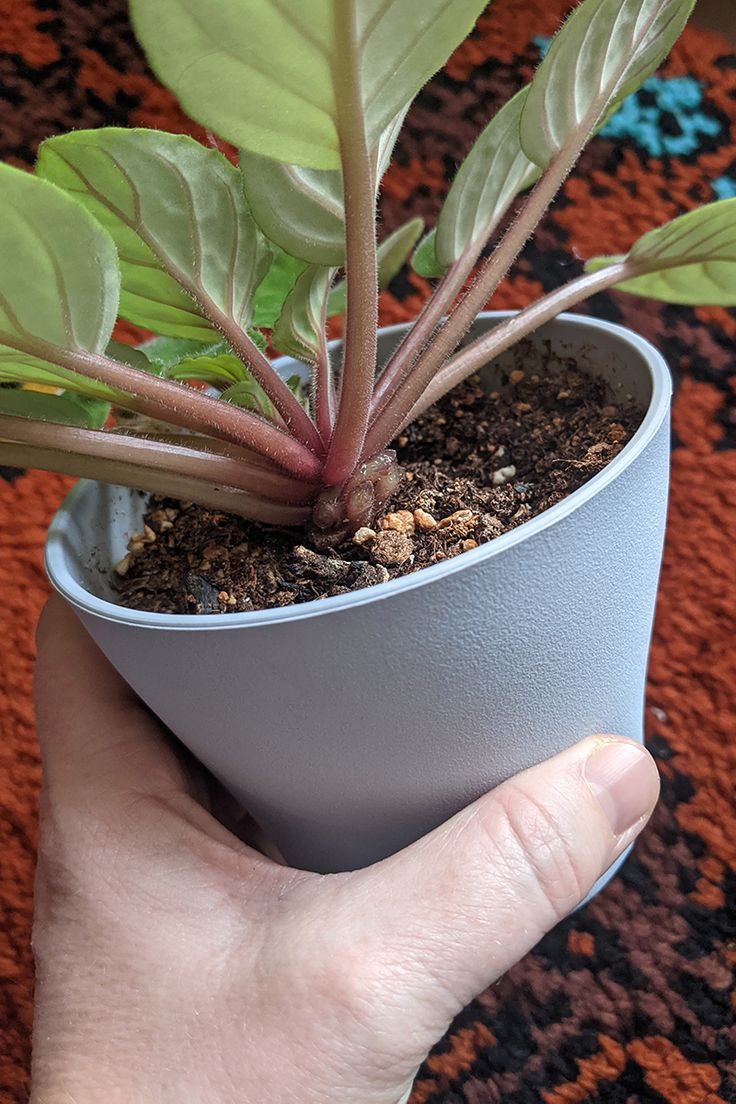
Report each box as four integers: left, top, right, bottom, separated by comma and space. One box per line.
0, 388, 110, 429
239, 106, 408, 265
586, 199, 736, 305
520, 0, 694, 168
37, 129, 271, 340
0, 163, 120, 397
412, 230, 446, 278
272, 267, 334, 362
130, 0, 486, 169
436, 88, 540, 267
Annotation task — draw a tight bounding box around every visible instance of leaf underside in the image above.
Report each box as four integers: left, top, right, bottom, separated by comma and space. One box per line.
520, 0, 695, 168
129, 0, 488, 169
587, 198, 736, 305
36, 128, 271, 341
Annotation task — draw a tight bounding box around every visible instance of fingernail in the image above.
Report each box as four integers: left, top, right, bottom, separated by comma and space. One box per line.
583, 740, 659, 837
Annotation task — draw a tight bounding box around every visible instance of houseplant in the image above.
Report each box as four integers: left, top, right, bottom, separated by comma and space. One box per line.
2, 0, 733, 870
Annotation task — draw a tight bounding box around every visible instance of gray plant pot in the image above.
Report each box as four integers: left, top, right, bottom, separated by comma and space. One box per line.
45, 312, 671, 889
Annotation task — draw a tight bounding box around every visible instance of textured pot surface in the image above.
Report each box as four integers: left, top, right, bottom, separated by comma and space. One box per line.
46, 312, 671, 877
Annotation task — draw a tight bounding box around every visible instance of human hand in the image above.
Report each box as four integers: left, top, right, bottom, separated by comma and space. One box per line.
31, 597, 659, 1104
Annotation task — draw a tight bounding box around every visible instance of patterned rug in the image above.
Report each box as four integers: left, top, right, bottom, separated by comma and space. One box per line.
1, 1, 735, 1101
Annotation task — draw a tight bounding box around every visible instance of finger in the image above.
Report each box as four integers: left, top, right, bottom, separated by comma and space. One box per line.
339, 736, 659, 1025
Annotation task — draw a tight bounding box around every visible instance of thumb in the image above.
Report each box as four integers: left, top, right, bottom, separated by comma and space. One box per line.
344, 736, 659, 1026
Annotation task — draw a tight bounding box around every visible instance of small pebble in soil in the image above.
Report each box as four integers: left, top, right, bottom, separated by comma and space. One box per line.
116, 350, 642, 614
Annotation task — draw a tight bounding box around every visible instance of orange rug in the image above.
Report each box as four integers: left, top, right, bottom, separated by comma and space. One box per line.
1, 1, 735, 1100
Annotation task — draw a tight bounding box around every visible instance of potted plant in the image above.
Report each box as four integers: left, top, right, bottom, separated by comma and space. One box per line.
1, 0, 729, 875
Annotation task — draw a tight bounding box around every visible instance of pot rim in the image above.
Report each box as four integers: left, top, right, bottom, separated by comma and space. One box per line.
45, 310, 671, 631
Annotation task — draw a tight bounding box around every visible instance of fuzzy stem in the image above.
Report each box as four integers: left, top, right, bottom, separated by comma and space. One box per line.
52, 150, 323, 456
321, 5, 378, 486
2, 331, 322, 481
0, 414, 317, 504
370, 254, 469, 418
204, 301, 325, 455
388, 261, 633, 436
363, 150, 588, 455
0, 437, 311, 524
313, 292, 335, 445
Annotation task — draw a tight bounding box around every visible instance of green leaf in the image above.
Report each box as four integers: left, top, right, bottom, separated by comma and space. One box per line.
36, 128, 271, 341
412, 230, 446, 277
106, 339, 156, 373
271, 266, 334, 362
240, 153, 345, 266
129, 0, 487, 170
221, 372, 304, 417
251, 249, 308, 329
165, 352, 249, 386
137, 335, 218, 369
327, 217, 424, 314
0, 387, 110, 429
0, 163, 120, 396
220, 380, 271, 415
586, 199, 736, 305
239, 107, 408, 265
520, 0, 694, 169
436, 87, 541, 267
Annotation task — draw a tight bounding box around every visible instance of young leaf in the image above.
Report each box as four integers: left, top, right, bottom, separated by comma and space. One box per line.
435, 88, 541, 267
586, 199, 736, 305
36, 128, 271, 341
106, 339, 156, 373
251, 249, 308, 329
0, 163, 120, 386
412, 230, 447, 278
327, 218, 425, 315
221, 374, 305, 417
271, 267, 334, 362
520, 0, 695, 169
136, 335, 218, 370
0, 387, 110, 429
239, 107, 409, 266
129, 0, 487, 170
165, 352, 249, 386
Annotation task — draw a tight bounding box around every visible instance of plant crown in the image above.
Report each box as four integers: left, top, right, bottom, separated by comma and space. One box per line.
1, 0, 732, 535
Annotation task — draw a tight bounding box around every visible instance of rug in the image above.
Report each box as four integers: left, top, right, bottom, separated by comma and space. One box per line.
1, 1, 735, 1101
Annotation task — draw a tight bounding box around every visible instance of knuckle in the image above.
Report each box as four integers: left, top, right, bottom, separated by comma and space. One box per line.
487, 783, 588, 919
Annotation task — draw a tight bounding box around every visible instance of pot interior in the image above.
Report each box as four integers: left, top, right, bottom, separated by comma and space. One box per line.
56, 313, 656, 605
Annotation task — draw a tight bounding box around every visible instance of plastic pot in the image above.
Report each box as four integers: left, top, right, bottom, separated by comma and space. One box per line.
45, 311, 671, 885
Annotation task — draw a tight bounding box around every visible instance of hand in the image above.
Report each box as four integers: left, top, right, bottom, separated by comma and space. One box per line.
31, 597, 659, 1104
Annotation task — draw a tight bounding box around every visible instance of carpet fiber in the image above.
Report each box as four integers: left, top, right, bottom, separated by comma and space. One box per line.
1, 1, 735, 1101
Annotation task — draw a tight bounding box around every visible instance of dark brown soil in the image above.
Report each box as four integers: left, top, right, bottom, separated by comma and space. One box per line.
116, 351, 642, 615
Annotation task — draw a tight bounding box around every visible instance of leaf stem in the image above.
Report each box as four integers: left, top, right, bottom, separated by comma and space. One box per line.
0, 414, 317, 504
313, 292, 335, 445
204, 302, 325, 455
369, 254, 469, 418
321, 4, 378, 486
2, 331, 322, 481
364, 149, 584, 453
52, 151, 323, 456
373, 260, 633, 444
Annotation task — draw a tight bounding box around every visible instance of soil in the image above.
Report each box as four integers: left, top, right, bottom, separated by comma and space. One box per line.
116, 346, 642, 615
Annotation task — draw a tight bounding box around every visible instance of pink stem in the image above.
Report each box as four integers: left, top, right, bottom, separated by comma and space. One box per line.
52, 150, 323, 456
369, 254, 469, 419
384, 261, 633, 441
0, 424, 312, 524
3, 331, 322, 481
363, 151, 586, 455
321, 5, 378, 486
313, 293, 335, 445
